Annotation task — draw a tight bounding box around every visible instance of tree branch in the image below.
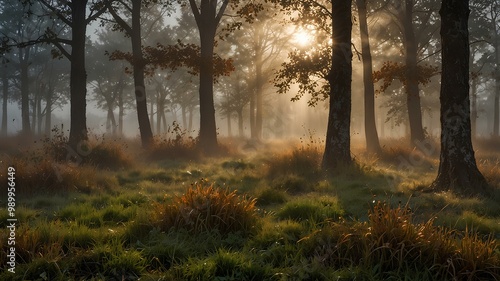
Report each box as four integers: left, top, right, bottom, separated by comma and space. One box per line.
188, 0, 201, 27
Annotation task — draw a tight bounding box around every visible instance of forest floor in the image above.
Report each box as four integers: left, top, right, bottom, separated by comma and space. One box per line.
0, 133, 499, 280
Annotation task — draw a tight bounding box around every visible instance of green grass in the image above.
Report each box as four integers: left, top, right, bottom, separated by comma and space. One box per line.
0, 137, 498, 280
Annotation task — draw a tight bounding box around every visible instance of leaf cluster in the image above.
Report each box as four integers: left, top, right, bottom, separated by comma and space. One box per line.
107, 40, 234, 80
372, 60, 439, 94
274, 46, 331, 106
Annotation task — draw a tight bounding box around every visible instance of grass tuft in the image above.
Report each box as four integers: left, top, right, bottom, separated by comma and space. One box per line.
153, 180, 258, 234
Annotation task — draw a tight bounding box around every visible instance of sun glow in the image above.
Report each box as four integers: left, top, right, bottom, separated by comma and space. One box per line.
292, 27, 316, 47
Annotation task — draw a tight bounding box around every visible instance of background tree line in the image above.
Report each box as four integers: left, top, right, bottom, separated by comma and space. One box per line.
0, 0, 498, 194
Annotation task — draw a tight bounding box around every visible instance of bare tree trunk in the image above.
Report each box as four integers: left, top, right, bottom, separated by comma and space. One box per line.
431, 0, 488, 195
37, 89, 42, 136
470, 76, 478, 138
188, 106, 193, 132
322, 0, 353, 171
19, 47, 32, 137
157, 96, 162, 134
68, 0, 89, 148
117, 68, 125, 136
131, 0, 153, 147
150, 97, 155, 135
237, 108, 244, 137
32, 91, 37, 135
403, 0, 425, 144
357, 0, 381, 154
1, 62, 8, 137
249, 93, 256, 139
227, 111, 232, 137
255, 49, 264, 140
196, 1, 219, 153
493, 13, 500, 137
45, 84, 53, 137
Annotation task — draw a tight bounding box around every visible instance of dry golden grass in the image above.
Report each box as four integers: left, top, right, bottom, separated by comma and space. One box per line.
152, 180, 258, 234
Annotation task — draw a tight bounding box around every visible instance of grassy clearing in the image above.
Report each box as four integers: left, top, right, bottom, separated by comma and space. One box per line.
0, 136, 498, 280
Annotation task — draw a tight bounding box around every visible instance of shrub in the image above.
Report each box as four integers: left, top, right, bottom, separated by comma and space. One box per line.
82, 140, 132, 170
266, 147, 322, 179
148, 122, 199, 160
153, 180, 258, 234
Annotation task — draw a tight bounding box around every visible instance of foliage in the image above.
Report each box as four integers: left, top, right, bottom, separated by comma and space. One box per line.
274, 46, 331, 106
271, 0, 333, 107
372, 61, 439, 94
108, 40, 235, 80
153, 180, 258, 234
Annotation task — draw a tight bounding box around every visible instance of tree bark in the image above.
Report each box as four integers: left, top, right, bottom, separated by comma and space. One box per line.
249, 93, 256, 138
403, 0, 425, 144
254, 47, 264, 140
237, 108, 244, 137
195, 0, 220, 153
45, 84, 53, 136
470, 75, 477, 137
2, 61, 8, 137
493, 13, 500, 137
68, 0, 89, 148
117, 72, 124, 136
131, 0, 153, 147
356, 0, 381, 154
19, 47, 32, 137
431, 0, 488, 195
322, 0, 353, 171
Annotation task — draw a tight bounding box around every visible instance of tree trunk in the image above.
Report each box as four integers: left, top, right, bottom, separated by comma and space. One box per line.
45, 84, 53, 137
322, 0, 353, 171
150, 97, 155, 135
403, 0, 425, 144
2, 62, 8, 137
181, 105, 187, 130
493, 14, 500, 137
19, 47, 32, 137
68, 0, 89, 148
357, 0, 381, 154
117, 67, 125, 136
32, 90, 37, 135
131, 0, 153, 148
249, 93, 256, 139
255, 49, 264, 140
37, 88, 43, 136
157, 96, 162, 134
470, 75, 477, 137
196, 0, 219, 153
431, 0, 488, 195
227, 111, 232, 137
237, 108, 244, 137
188, 106, 193, 132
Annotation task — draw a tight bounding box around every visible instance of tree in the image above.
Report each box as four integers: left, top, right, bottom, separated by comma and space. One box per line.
187, 0, 229, 153
322, 0, 353, 170
184, 0, 261, 153
374, 0, 441, 144
34, 0, 106, 148
356, 0, 381, 153
272, 0, 353, 171
1, 58, 9, 136
430, 0, 488, 195
104, 0, 164, 147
